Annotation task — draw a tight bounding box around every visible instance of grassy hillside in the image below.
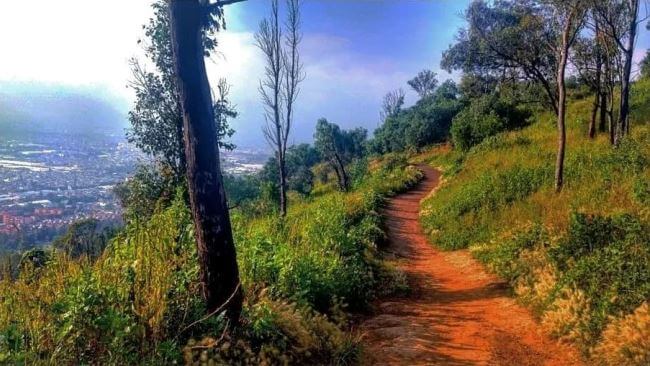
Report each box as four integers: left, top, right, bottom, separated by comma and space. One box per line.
418, 81, 650, 364
0, 155, 421, 365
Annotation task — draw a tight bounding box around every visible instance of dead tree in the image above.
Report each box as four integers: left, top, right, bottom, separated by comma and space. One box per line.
256, 0, 304, 217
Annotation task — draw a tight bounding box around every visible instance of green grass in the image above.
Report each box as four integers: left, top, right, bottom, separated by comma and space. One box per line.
419, 81, 650, 362
0, 155, 422, 365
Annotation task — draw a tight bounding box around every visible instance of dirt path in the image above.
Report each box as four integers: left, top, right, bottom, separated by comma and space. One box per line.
360, 165, 583, 366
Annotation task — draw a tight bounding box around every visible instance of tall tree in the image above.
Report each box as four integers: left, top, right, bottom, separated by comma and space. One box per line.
380, 88, 405, 121
256, 0, 304, 217
168, 0, 244, 325
408, 70, 439, 99
443, 0, 585, 192
594, 0, 642, 143
573, 17, 604, 139
314, 119, 367, 191
128, 0, 235, 183
550, 0, 586, 192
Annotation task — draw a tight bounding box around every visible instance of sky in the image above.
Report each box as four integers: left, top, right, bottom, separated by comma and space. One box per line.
1, 0, 649, 147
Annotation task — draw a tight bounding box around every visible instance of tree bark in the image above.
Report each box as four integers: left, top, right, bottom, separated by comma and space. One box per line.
169, 0, 242, 324
590, 25, 602, 140
331, 162, 344, 191
333, 153, 349, 191
599, 91, 608, 132
555, 14, 573, 193
277, 151, 287, 216
617, 0, 639, 144
589, 91, 599, 139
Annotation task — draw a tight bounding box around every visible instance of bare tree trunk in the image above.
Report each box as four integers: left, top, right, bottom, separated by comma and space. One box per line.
333, 154, 349, 191
555, 14, 574, 193
599, 91, 608, 132
169, 0, 242, 324
590, 24, 602, 140
176, 114, 187, 179
589, 92, 599, 139
277, 151, 287, 215
617, 0, 639, 144
257, 0, 303, 218
331, 162, 344, 191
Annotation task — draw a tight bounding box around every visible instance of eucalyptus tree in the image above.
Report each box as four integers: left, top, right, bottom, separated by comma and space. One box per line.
547, 0, 587, 192
314, 119, 367, 191
380, 88, 405, 121
443, 0, 587, 192
593, 0, 644, 143
442, 0, 560, 113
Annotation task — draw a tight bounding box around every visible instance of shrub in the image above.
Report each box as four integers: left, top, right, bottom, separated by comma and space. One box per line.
450, 94, 531, 150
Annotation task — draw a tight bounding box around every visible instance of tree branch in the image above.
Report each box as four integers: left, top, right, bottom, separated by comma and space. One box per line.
207, 0, 247, 11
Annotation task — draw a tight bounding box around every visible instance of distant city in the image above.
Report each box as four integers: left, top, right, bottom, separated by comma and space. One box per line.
0, 132, 268, 250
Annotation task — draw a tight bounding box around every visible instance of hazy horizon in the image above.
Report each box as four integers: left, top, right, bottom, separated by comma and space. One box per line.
2, 0, 650, 148
0, 1, 470, 148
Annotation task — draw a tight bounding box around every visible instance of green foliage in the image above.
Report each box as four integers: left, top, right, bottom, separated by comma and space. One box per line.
640, 50, 650, 79
423, 164, 550, 250
441, 0, 559, 111
314, 119, 367, 191
407, 69, 438, 98
113, 163, 177, 220
223, 174, 263, 207
371, 85, 463, 154
554, 213, 650, 340
420, 90, 650, 354
52, 218, 115, 260
18, 248, 51, 272
0, 157, 421, 364
450, 93, 532, 150
260, 143, 321, 196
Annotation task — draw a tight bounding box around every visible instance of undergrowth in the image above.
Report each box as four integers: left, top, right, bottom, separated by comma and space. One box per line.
419, 79, 650, 364
0, 155, 422, 365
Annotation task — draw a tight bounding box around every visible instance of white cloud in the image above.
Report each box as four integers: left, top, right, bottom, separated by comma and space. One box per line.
0, 0, 152, 101
205, 31, 428, 145
0, 2, 442, 146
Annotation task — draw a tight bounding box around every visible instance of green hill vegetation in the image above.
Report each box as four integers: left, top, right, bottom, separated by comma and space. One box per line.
0, 156, 421, 364
2, 0, 650, 364
418, 79, 650, 365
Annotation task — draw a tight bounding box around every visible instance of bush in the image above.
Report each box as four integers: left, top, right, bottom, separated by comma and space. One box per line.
450, 94, 531, 150
370, 91, 463, 154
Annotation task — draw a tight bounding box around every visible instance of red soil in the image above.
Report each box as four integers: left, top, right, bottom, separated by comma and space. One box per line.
360, 165, 583, 366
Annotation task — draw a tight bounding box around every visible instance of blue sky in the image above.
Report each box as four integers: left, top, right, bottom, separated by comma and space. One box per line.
215, 0, 470, 146
0, 0, 649, 148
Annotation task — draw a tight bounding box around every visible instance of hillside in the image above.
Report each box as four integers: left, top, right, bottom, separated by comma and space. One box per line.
0, 156, 422, 364
417, 80, 650, 364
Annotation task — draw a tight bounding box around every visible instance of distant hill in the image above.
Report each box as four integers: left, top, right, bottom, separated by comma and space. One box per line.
0, 82, 128, 138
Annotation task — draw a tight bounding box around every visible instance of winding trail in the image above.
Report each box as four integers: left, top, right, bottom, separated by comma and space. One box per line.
360, 165, 583, 366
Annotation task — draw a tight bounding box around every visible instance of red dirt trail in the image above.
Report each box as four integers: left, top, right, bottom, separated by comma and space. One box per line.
360, 165, 583, 366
